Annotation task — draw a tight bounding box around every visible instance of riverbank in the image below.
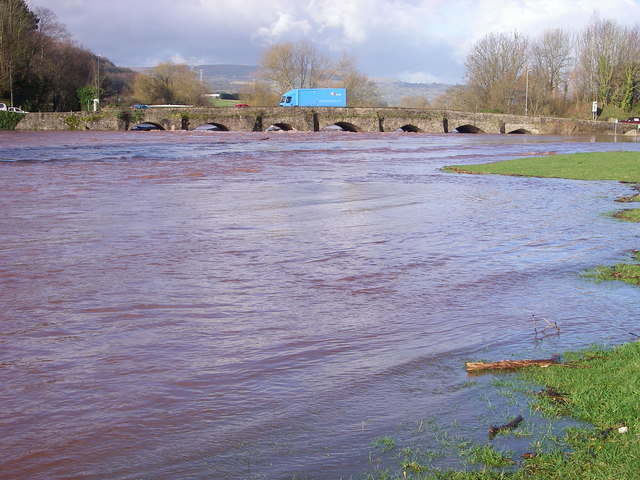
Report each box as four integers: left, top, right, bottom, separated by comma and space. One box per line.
380, 150, 640, 479
443, 151, 640, 182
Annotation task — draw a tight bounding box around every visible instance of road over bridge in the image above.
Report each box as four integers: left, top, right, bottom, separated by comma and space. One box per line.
17, 106, 626, 135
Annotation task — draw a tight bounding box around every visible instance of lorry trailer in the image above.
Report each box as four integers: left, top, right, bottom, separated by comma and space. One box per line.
279, 88, 346, 107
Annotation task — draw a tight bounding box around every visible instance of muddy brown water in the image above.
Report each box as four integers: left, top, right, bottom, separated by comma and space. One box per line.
2, 131, 640, 479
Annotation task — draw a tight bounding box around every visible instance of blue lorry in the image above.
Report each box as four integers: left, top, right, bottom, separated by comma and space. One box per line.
279, 88, 346, 107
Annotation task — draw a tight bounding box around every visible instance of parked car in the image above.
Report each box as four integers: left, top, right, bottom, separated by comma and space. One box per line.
234, 103, 250, 108
132, 104, 149, 109
0, 103, 7, 111
622, 117, 640, 123
7, 107, 27, 113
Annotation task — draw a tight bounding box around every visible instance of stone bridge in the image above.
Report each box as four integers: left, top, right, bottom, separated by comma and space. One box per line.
16, 106, 626, 135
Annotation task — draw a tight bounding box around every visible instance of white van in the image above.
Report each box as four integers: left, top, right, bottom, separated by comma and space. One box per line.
0, 103, 7, 111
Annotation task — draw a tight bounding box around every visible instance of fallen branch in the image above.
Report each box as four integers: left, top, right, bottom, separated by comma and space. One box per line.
488, 415, 523, 437
466, 357, 559, 373
537, 385, 568, 402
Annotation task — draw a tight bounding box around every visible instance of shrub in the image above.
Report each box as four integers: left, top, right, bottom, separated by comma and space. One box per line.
0, 111, 25, 130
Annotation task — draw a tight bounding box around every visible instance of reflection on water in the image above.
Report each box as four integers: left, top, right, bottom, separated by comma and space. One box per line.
1, 131, 640, 479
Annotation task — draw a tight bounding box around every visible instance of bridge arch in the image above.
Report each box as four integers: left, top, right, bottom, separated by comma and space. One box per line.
620, 124, 640, 135
194, 122, 229, 131
453, 124, 485, 134
131, 122, 164, 131
321, 121, 360, 132
507, 128, 531, 134
394, 124, 423, 133
266, 123, 295, 131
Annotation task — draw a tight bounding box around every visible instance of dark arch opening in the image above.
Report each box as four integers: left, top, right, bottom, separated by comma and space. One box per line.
194, 122, 229, 131
453, 124, 485, 134
395, 124, 423, 133
130, 122, 164, 131
508, 128, 531, 134
331, 121, 360, 132
620, 125, 640, 135
266, 123, 294, 131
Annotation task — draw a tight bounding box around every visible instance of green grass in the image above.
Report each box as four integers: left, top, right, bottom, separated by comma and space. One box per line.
515, 342, 640, 479
207, 98, 245, 107
614, 208, 640, 222
444, 151, 640, 183
584, 250, 640, 285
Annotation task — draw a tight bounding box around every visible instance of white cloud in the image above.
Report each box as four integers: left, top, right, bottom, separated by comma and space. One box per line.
29, 0, 640, 83
254, 11, 312, 43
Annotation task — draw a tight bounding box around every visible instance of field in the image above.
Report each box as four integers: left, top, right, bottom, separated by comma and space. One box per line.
443, 151, 640, 183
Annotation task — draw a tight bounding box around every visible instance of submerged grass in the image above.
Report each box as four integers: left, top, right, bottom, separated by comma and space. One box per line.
359, 343, 640, 479
443, 151, 640, 183
614, 208, 640, 222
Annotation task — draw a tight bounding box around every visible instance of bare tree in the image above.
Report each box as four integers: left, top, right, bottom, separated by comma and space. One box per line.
531, 29, 573, 96
576, 17, 624, 105
332, 55, 384, 106
240, 80, 279, 106
258, 41, 332, 93
133, 62, 208, 105
526, 28, 574, 115
256, 43, 381, 105
463, 31, 528, 113
398, 96, 430, 108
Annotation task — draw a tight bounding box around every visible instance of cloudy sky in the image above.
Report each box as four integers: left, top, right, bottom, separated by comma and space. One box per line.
28, 0, 640, 84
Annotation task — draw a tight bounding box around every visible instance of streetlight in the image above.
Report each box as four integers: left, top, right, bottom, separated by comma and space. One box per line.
525, 70, 529, 116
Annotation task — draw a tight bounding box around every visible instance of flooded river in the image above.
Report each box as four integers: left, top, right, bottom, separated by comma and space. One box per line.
1, 131, 640, 479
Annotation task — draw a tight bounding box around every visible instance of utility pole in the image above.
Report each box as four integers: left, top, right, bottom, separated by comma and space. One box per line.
94, 54, 101, 111
525, 70, 530, 116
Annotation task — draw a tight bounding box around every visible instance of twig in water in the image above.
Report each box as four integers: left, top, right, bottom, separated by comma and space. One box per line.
531, 314, 560, 338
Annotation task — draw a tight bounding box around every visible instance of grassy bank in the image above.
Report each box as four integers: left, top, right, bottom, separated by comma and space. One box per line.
443, 151, 640, 183
584, 250, 640, 285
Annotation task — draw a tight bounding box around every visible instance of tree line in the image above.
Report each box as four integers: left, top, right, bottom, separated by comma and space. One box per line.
436, 15, 640, 119
2, 0, 637, 117
0, 0, 135, 111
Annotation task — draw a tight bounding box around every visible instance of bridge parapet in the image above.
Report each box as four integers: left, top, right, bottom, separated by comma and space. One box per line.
15, 106, 617, 136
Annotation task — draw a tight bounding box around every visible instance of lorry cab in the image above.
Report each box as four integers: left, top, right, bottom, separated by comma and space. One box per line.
279, 91, 297, 106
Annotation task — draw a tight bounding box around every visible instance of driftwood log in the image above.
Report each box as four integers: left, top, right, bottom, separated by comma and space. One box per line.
466, 357, 559, 373
488, 415, 523, 437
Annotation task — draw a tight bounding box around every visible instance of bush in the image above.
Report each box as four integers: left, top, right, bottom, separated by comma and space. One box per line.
0, 111, 25, 130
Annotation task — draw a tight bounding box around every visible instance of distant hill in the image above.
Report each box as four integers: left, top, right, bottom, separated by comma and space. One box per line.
374, 79, 451, 105
132, 64, 452, 105
194, 64, 256, 92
